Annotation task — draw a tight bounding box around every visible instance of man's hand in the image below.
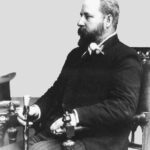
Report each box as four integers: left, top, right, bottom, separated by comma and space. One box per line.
50, 112, 79, 135
17, 104, 40, 126
50, 117, 65, 135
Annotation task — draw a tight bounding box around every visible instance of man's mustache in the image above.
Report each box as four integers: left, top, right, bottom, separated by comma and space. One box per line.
78, 27, 86, 36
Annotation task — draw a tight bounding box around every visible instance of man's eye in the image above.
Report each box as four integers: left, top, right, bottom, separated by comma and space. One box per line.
85, 15, 91, 20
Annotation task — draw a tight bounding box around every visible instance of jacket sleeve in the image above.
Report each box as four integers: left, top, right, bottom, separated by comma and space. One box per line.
35, 52, 72, 119
76, 56, 142, 129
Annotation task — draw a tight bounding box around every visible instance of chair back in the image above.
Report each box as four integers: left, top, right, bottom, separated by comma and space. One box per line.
134, 47, 150, 114
129, 47, 150, 150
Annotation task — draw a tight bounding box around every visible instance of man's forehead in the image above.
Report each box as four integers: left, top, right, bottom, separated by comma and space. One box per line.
81, 0, 101, 14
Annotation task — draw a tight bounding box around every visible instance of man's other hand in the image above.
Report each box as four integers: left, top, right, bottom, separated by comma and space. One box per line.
50, 117, 65, 135
50, 112, 78, 135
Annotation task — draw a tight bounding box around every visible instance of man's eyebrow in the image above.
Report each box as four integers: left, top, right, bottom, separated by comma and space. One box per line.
80, 12, 92, 16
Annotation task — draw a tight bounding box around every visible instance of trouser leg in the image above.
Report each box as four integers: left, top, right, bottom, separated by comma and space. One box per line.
30, 139, 86, 150
29, 131, 86, 150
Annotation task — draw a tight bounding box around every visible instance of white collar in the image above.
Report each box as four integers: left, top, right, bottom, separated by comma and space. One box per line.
98, 31, 117, 47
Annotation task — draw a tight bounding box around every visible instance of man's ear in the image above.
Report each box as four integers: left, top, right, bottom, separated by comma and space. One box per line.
104, 14, 113, 29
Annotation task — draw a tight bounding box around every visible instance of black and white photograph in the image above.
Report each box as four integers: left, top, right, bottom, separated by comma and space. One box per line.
0, 0, 150, 150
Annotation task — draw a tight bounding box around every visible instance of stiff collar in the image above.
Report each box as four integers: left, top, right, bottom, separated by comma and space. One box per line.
98, 32, 117, 47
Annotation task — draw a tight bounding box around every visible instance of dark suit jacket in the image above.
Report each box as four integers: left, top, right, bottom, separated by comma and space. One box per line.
35, 35, 142, 150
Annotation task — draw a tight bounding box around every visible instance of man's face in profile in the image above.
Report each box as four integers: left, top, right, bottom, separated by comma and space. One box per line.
78, 0, 105, 47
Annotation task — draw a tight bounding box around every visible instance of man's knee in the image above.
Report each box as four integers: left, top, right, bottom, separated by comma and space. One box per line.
29, 140, 62, 150
29, 139, 86, 150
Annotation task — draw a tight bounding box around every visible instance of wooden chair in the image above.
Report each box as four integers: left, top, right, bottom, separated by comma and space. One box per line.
128, 47, 150, 150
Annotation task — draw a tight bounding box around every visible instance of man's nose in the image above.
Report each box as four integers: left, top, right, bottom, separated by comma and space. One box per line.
77, 17, 85, 27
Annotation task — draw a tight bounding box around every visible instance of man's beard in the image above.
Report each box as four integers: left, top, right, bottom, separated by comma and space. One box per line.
78, 24, 104, 48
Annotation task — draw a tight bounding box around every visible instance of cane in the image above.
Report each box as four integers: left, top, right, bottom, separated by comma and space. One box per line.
23, 95, 30, 150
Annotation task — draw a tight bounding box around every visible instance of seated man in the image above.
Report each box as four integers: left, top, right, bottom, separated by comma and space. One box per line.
17, 0, 142, 150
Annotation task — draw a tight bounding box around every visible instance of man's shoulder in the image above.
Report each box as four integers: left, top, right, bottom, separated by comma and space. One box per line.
67, 47, 84, 59
114, 41, 139, 60
69, 47, 82, 55
116, 41, 136, 54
